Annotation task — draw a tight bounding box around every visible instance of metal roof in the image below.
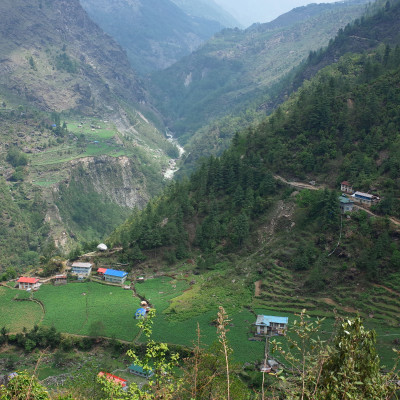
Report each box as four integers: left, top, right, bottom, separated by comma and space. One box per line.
353, 191, 374, 199
97, 268, 107, 274
339, 196, 354, 204
104, 269, 127, 278
17, 277, 39, 284
129, 364, 152, 374
71, 262, 92, 269
255, 315, 288, 326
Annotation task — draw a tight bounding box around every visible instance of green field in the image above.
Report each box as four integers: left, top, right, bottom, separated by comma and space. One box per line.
0, 287, 43, 331
0, 278, 398, 367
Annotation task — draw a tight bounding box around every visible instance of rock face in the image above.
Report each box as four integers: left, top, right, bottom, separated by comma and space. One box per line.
68, 156, 149, 209
0, 0, 147, 113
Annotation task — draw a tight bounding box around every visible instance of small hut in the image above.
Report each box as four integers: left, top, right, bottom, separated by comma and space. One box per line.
135, 307, 147, 319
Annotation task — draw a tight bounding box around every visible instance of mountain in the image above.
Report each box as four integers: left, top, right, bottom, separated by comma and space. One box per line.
80, 0, 226, 74
107, 1, 400, 348
148, 0, 369, 145
170, 0, 240, 28
0, 0, 178, 267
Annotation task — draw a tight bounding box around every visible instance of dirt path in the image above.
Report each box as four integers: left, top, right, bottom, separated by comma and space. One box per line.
255, 280, 262, 297
319, 297, 358, 314
274, 175, 400, 228
373, 284, 400, 297
273, 175, 323, 191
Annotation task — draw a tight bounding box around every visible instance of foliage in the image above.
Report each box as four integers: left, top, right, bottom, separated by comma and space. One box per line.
0, 371, 49, 400
272, 311, 400, 399
6, 146, 28, 167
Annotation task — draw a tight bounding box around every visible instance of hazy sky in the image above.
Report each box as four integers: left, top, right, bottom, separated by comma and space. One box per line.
213, 0, 341, 27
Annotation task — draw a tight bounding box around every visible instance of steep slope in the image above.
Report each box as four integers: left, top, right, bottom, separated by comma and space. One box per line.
107, 22, 400, 333
80, 0, 225, 74
149, 0, 369, 144
0, 0, 178, 266
0, 0, 145, 113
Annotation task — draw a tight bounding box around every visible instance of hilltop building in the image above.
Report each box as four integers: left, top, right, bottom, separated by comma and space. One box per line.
255, 315, 288, 336
54, 275, 67, 285
340, 181, 353, 193
98, 372, 127, 388
352, 191, 380, 206
129, 364, 154, 378
104, 269, 128, 284
71, 262, 92, 279
339, 195, 354, 213
17, 277, 40, 290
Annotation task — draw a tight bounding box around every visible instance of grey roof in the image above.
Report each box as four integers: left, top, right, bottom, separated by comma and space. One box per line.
256, 315, 288, 326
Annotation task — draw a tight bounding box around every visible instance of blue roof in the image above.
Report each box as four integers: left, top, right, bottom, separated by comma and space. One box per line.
256, 315, 288, 326
135, 308, 147, 318
104, 269, 127, 278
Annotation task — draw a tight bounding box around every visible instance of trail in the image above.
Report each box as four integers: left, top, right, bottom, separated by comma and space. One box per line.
373, 284, 400, 297
274, 174, 400, 228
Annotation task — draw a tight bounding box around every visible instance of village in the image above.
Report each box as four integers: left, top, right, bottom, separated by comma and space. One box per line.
5, 240, 291, 388
6, 180, 385, 387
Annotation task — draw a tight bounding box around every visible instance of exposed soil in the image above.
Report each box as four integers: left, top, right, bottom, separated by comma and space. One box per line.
320, 297, 358, 314
255, 280, 262, 297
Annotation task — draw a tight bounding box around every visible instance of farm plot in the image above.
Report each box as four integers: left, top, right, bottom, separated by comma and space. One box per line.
34, 282, 140, 341
0, 287, 43, 332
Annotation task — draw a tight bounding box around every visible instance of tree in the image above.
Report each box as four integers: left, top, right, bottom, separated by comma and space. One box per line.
272, 312, 399, 400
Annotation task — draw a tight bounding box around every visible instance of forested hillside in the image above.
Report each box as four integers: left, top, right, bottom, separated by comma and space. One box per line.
149, 0, 369, 144
176, 0, 400, 176
109, 1, 400, 318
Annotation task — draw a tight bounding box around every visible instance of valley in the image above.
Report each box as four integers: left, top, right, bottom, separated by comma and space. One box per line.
0, 0, 400, 398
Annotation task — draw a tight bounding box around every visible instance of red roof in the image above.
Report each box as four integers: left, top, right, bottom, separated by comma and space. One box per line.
341, 181, 351, 186
17, 277, 39, 284
97, 268, 107, 274
98, 372, 127, 387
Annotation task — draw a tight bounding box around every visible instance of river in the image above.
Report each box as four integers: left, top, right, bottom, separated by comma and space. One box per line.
163, 132, 185, 179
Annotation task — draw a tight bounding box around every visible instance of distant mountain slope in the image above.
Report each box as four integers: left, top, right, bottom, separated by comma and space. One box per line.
149, 0, 369, 144
80, 0, 225, 74
170, 0, 240, 28
0, 0, 146, 113
0, 0, 178, 265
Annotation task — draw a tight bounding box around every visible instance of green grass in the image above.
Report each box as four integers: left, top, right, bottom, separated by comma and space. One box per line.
0, 278, 398, 367
0, 287, 43, 332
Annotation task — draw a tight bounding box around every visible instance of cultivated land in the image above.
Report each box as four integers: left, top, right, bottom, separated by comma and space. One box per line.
1, 276, 399, 367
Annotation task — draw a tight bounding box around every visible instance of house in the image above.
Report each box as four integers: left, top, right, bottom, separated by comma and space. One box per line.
17, 277, 40, 291
54, 275, 67, 285
97, 268, 107, 276
339, 195, 354, 213
71, 262, 92, 279
97, 372, 127, 387
351, 191, 380, 206
255, 315, 288, 336
340, 181, 353, 193
129, 364, 154, 378
104, 269, 128, 284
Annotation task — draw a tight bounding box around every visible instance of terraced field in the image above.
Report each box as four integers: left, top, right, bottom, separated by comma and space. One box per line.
0, 275, 398, 366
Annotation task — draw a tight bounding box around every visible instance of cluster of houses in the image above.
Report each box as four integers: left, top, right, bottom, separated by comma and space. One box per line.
15, 262, 128, 291
339, 181, 380, 213
69, 262, 128, 285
